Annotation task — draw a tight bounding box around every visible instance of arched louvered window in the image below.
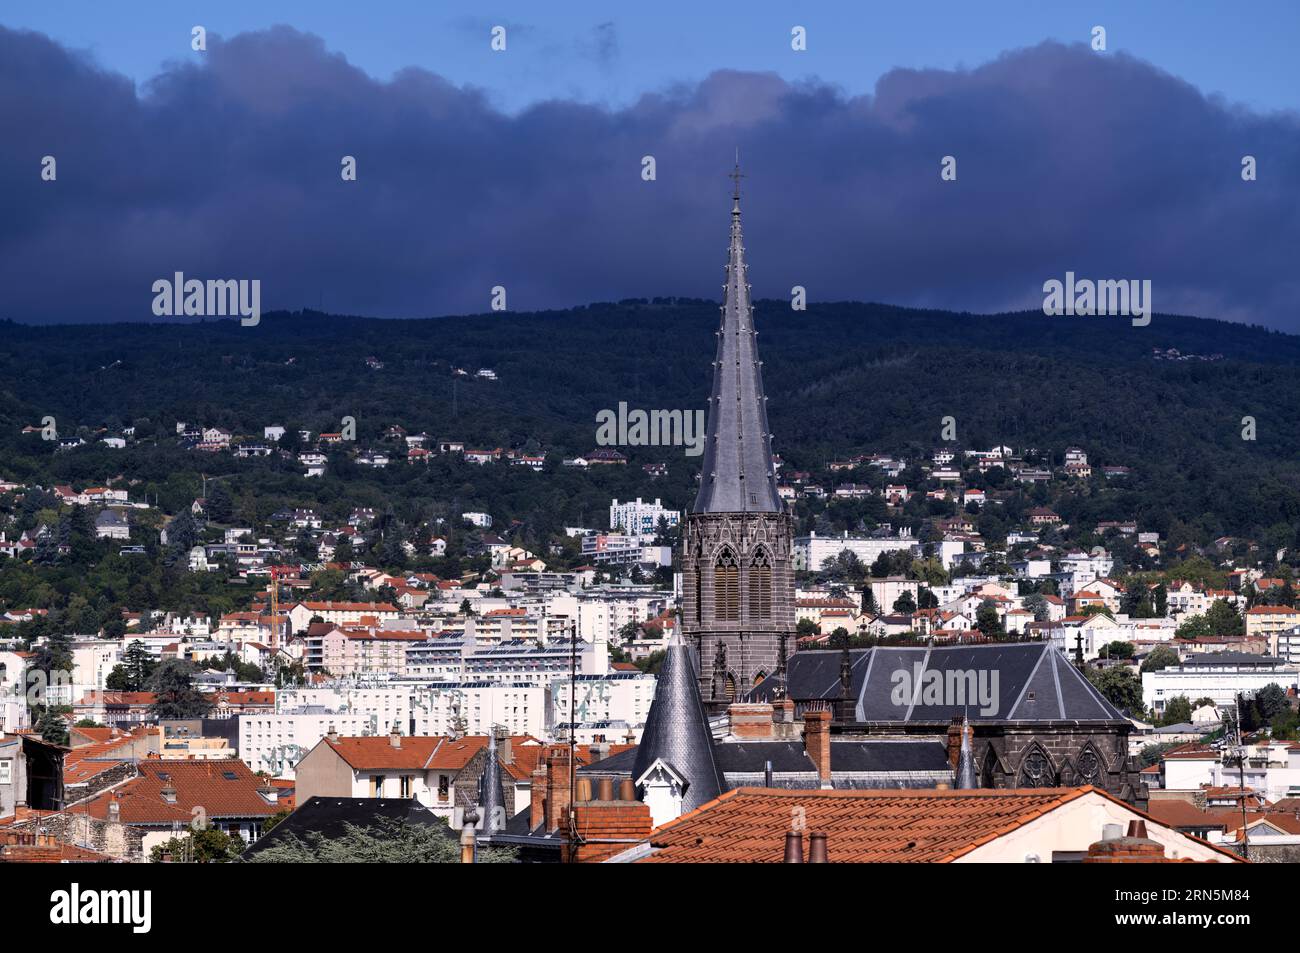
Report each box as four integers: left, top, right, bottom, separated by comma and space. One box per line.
748, 548, 772, 621
714, 548, 739, 622
724, 674, 737, 702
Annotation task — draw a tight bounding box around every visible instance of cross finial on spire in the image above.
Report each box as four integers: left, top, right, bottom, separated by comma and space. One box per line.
729, 153, 745, 206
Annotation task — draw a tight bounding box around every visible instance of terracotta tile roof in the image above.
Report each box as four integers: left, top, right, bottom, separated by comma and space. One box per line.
76, 691, 156, 706
633, 786, 1233, 863
64, 727, 155, 784
82, 759, 279, 823
322, 734, 489, 771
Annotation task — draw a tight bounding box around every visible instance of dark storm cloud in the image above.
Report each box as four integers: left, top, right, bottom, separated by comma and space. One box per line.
1, 26, 1297, 327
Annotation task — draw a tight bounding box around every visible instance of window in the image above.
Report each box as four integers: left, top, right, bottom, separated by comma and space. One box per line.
400, 775, 412, 798
0, 760, 10, 785
370, 775, 384, 797
748, 549, 772, 621
714, 549, 739, 622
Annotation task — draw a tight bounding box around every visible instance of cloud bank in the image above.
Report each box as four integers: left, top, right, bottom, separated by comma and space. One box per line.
2, 25, 1297, 327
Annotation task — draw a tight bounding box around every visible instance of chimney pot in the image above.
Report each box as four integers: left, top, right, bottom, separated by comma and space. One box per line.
575, 778, 593, 802
596, 777, 615, 802
1126, 820, 1148, 839
784, 830, 804, 863
618, 779, 635, 801
808, 831, 829, 863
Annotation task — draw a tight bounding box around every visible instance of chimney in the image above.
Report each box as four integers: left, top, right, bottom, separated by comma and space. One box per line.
803, 708, 833, 787
160, 784, 177, 804
545, 744, 573, 834
808, 831, 829, 863
327, 724, 339, 743
389, 723, 401, 748
257, 780, 278, 805
500, 735, 513, 766
460, 807, 479, 864
728, 702, 775, 740
107, 798, 121, 822
1084, 819, 1168, 863
946, 716, 966, 769
784, 830, 804, 863
773, 698, 797, 739
529, 751, 548, 831
567, 773, 653, 863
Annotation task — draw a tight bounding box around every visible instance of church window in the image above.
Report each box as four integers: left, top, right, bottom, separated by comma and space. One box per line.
715, 549, 739, 621
1077, 748, 1101, 785
1017, 749, 1055, 787
748, 549, 772, 621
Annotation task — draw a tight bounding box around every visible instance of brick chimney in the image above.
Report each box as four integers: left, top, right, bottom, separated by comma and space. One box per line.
529, 752, 548, 831
803, 708, 832, 788
728, 702, 775, 740
389, 723, 402, 748
946, 715, 973, 769
544, 744, 573, 834
566, 772, 653, 863
773, 697, 797, 739
1084, 820, 1168, 863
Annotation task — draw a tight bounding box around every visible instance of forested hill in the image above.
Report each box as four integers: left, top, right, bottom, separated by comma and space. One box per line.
2, 299, 1300, 545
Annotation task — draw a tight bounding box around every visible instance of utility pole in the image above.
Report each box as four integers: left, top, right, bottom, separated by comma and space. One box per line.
1234, 693, 1249, 861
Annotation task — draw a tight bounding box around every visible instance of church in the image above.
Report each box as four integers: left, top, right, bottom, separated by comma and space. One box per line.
498, 170, 1145, 853
667, 168, 1144, 810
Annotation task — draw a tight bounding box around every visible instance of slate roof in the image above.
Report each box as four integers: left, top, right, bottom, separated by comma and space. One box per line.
752, 642, 1127, 724
630, 631, 725, 813
692, 171, 782, 515
240, 796, 451, 858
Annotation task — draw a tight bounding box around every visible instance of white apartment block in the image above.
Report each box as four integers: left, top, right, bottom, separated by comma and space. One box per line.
1142, 653, 1300, 716
609, 497, 681, 538
792, 530, 920, 572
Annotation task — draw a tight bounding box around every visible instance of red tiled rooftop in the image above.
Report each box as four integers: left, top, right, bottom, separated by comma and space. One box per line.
633, 786, 1239, 863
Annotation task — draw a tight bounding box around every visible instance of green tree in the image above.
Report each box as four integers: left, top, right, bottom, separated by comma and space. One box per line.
893, 591, 917, 614
1160, 695, 1192, 726
975, 599, 1005, 639
150, 827, 240, 863
1204, 599, 1244, 636
1087, 667, 1144, 717
1141, 645, 1180, 673
146, 659, 212, 719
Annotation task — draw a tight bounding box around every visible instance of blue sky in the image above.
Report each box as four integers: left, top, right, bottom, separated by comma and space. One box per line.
7, 0, 1300, 114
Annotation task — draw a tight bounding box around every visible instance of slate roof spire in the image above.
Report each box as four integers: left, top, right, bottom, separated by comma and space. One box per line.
692, 161, 782, 515
477, 727, 506, 841
955, 710, 978, 790
631, 628, 725, 812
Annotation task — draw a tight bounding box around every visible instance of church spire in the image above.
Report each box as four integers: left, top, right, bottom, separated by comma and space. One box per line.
692, 162, 782, 515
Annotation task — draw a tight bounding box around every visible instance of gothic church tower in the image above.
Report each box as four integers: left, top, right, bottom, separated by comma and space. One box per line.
681, 167, 795, 713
